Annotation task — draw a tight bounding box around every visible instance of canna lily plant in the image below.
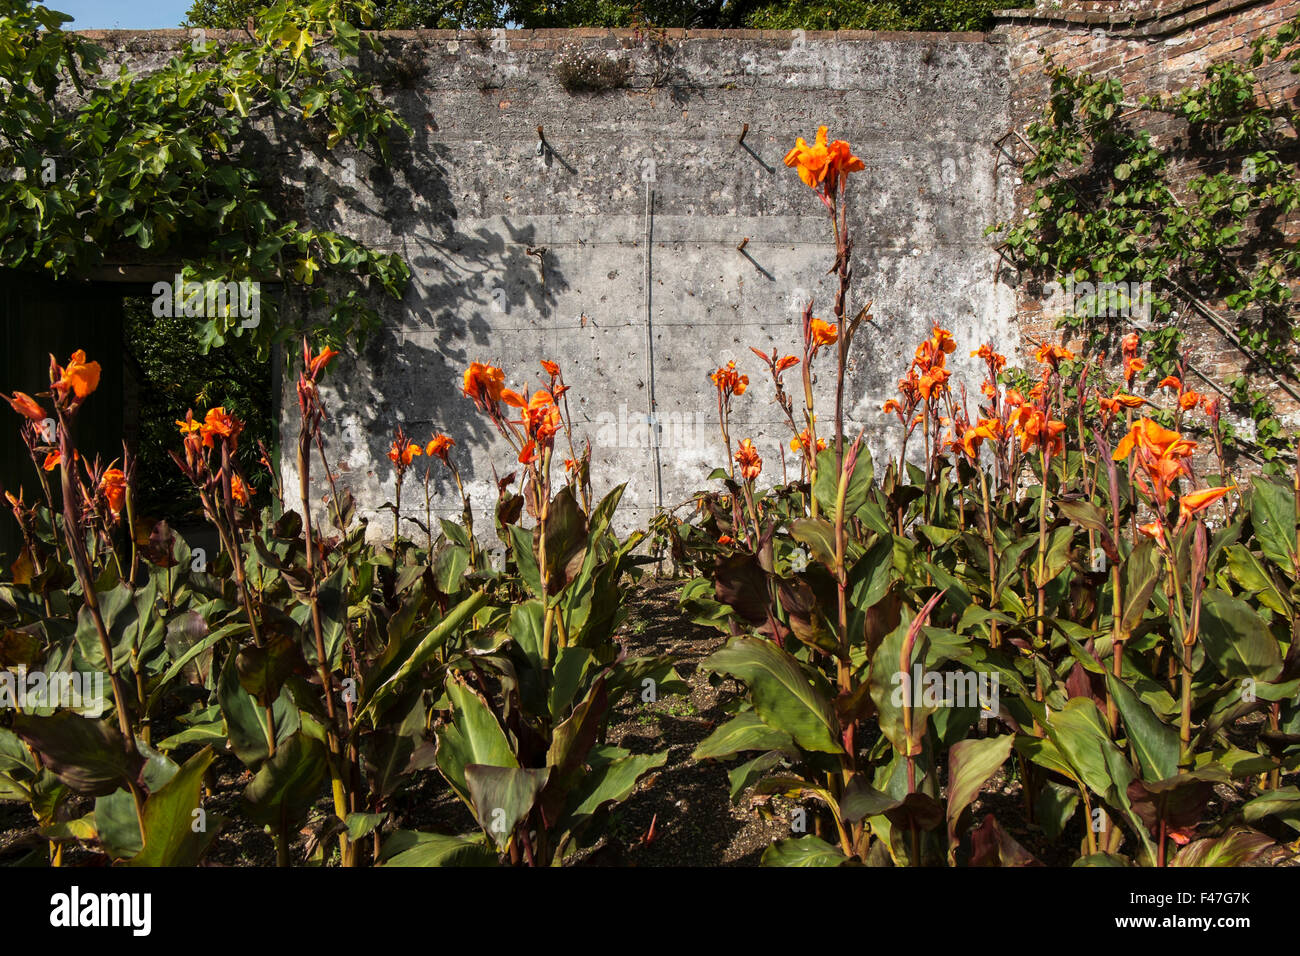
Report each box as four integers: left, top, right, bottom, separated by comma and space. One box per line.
666, 124, 1300, 867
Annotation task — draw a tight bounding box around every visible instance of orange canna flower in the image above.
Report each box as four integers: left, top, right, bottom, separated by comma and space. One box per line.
388, 438, 422, 467
1005, 388, 1026, 407
230, 473, 251, 506
809, 318, 839, 350
1177, 485, 1231, 526
1202, 394, 1221, 418
784, 126, 864, 193
52, 349, 101, 400
882, 399, 902, 415
1035, 342, 1075, 368
734, 438, 762, 480
563, 457, 578, 474
426, 433, 455, 461
176, 416, 201, 435
790, 429, 827, 453
43, 450, 60, 471
1158, 375, 1182, 391
1113, 392, 1146, 408
972, 343, 1007, 372
99, 468, 127, 519
1121, 332, 1140, 357
1179, 389, 1202, 410
200, 407, 243, 449
463, 362, 506, 409
2, 391, 45, 422
710, 361, 749, 398
918, 366, 950, 400
1014, 406, 1066, 455
1112, 417, 1197, 463
540, 359, 561, 378
307, 346, 339, 380
1138, 521, 1166, 544
1124, 356, 1146, 384
518, 440, 538, 465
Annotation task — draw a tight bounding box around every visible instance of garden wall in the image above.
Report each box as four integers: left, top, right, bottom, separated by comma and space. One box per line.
84, 0, 1295, 537
995, 0, 1300, 448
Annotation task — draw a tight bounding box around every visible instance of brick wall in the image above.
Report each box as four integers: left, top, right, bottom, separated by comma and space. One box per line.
993, 0, 1300, 460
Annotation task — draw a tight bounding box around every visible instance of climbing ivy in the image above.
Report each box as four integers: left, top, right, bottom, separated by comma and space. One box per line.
0, 0, 410, 353
988, 16, 1300, 468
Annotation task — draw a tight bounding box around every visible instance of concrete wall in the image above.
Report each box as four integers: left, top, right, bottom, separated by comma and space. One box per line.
269, 29, 1019, 535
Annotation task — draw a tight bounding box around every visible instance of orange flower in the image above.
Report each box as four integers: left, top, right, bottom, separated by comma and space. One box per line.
1124, 356, 1146, 384
2, 391, 45, 422
1158, 376, 1182, 391
230, 473, 250, 506
1202, 394, 1221, 418
710, 361, 749, 398
1177, 485, 1231, 526
917, 366, 950, 400
388, 438, 422, 467
518, 440, 538, 465
809, 318, 838, 350
1121, 332, 1140, 357
99, 468, 127, 519
1014, 406, 1066, 455
563, 457, 579, 473
463, 362, 506, 409
790, 429, 826, 453
1099, 395, 1121, 420
1035, 342, 1075, 368
784, 126, 864, 193
972, 343, 1007, 372
1179, 390, 1202, 410
426, 433, 455, 462
1138, 521, 1166, 544
52, 349, 101, 400
882, 399, 902, 415
42, 450, 60, 471
734, 438, 762, 480
1005, 388, 1026, 407
1113, 392, 1145, 408
308, 346, 339, 380
540, 359, 561, 377
199, 407, 243, 449
176, 416, 201, 436
1112, 418, 1197, 463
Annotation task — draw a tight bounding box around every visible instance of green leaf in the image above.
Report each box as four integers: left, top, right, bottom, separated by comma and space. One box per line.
693, 711, 796, 760
12, 712, 142, 797
706, 637, 841, 754
126, 747, 220, 867
435, 676, 518, 805
1250, 477, 1297, 571
789, 517, 836, 570
761, 835, 849, 866
1105, 671, 1180, 783
945, 735, 1015, 863
379, 830, 497, 867
1171, 828, 1274, 867
464, 764, 549, 852
241, 732, 327, 833
1199, 588, 1282, 681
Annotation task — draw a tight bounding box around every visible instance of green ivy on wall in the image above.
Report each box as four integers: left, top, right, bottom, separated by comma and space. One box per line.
988, 16, 1300, 469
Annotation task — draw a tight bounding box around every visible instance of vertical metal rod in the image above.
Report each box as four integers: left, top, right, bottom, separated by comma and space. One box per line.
643, 181, 663, 516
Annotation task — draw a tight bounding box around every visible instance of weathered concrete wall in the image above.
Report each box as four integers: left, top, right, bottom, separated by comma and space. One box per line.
271, 29, 1018, 535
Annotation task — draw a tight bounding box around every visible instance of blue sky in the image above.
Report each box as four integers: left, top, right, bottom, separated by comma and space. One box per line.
50, 0, 193, 29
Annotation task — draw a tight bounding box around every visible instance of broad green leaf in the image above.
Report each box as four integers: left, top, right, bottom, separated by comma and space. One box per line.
945, 735, 1015, 864
706, 637, 840, 754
